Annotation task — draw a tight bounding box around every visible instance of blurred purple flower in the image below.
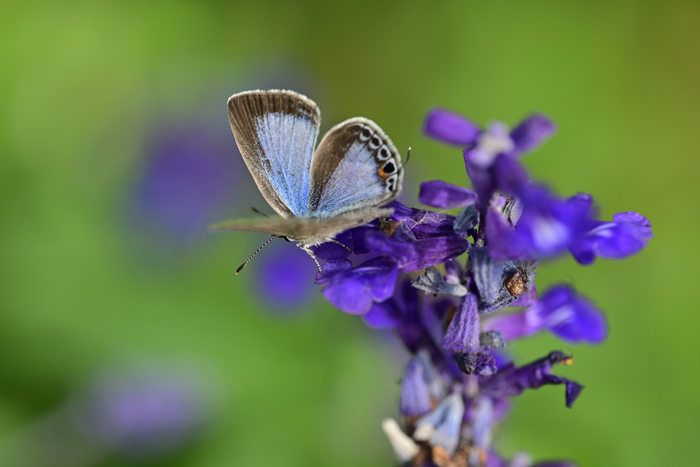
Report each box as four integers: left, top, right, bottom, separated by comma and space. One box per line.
130, 125, 238, 245
256, 240, 319, 313
70, 365, 209, 460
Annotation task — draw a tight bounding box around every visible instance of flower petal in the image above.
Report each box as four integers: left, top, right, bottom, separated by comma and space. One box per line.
480, 351, 584, 407
442, 294, 480, 354
532, 285, 607, 343
471, 247, 503, 304
400, 357, 433, 417
419, 180, 477, 209
413, 393, 465, 456
320, 257, 399, 315
454, 204, 480, 235
513, 185, 591, 257
424, 109, 481, 146
569, 211, 653, 265
510, 113, 556, 156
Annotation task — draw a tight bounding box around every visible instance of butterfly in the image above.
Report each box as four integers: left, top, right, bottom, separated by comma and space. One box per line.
212, 90, 405, 273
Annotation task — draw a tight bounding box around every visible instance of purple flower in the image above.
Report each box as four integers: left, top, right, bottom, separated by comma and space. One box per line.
458, 115, 553, 209
317, 257, 398, 315
569, 211, 653, 265
485, 285, 607, 343
255, 240, 319, 314
481, 351, 584, 408
71, 365, 209, 459
425, 110, 555, 160
487, 186, 593, 260
130, 125, 236, 245
510, 186, 592, 257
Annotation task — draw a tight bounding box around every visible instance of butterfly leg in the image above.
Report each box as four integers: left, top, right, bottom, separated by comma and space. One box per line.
298, 243, 323, 273
325, 238, 355, 255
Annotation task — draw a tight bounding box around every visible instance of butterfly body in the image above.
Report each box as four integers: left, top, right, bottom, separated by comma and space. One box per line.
213, 90, 404, 265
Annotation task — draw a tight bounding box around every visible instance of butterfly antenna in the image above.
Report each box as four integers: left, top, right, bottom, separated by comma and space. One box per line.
236, 236, 278, 275
250, 206, 271, 219
401, 147, 411, 169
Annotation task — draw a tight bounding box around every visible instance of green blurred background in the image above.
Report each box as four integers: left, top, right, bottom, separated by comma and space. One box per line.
1, 1, 697, 466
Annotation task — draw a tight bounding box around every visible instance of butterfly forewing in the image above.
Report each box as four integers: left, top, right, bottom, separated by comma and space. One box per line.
308, 117, 403, 217
227, 90, 321, 218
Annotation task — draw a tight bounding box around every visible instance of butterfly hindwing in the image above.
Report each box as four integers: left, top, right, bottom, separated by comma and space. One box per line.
309, 117, 403, 217
227, 90, 320, 218
211, 207, 393, 244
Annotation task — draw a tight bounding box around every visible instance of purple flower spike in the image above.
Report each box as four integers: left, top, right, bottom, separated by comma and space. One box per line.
424, 108, 481, 146
485, 285, 606, 343
569, 211, 653, 265
319, 257, 399, 315
419, 180, 477, 210
481, 351, 584, 408
510, 113, 556, 157
442, 294, 480, 354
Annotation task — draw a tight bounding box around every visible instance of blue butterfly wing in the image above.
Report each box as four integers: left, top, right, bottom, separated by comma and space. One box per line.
227, 90, 320, 217
309, 117, 404, 217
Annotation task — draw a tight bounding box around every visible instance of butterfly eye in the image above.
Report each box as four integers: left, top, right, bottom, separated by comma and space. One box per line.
382, 158, 397, 175
359, 127, 372, 142
385, 174, 399, 192
377, 145, 391, 161
369, 135, 382, 150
